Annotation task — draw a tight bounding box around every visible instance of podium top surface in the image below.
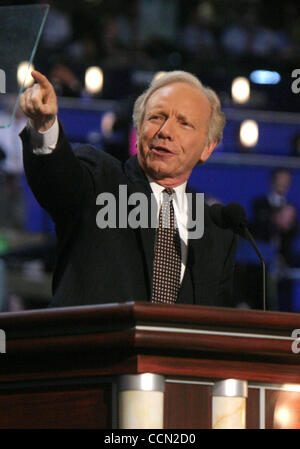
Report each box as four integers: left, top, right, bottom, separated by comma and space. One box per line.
0, 301, 299, 338
1, 302, 300, 384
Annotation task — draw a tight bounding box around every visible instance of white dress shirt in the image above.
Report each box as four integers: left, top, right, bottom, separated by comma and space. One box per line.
28, 116, 59, 154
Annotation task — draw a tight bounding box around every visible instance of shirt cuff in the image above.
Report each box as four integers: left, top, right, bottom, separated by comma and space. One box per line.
27, 116, 59, 155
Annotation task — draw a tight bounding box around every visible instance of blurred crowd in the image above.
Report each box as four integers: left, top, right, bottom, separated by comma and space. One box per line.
24, 0, 300, 99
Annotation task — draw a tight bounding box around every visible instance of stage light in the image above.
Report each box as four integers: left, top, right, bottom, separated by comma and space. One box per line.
239, 120, 259, 147
17, 61, 35, 88
250, 70, 281, 85
85, 66, 103, 94
274, 406, 291, 427
231, 77, 250, 104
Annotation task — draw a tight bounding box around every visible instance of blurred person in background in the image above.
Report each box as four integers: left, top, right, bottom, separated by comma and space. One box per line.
39, 0, 73, 54
0, 106, 27, 230
250, 168, 298, 268
221, 8, 289, 58
249, 168, 299, 311
181, 2, 216, 60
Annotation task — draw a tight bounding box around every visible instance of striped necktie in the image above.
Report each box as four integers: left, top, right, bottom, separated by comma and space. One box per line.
151, 188, 181, 304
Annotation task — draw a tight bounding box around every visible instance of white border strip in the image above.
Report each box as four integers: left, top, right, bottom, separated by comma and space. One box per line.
259, 387, 266, 429
166, 379, 300, 393
136, 324, 294, 341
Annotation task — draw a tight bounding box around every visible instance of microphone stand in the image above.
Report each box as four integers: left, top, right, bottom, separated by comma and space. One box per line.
243, 227, 266, 311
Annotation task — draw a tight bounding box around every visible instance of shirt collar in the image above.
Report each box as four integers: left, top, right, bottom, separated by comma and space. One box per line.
146, 175, 187, 211
268, 192, 286, 207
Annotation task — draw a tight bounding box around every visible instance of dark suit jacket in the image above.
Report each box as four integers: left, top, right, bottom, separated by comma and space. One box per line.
21, 124, 238, 308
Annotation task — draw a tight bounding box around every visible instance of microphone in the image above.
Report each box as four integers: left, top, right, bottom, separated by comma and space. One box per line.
210, 202, 266, 311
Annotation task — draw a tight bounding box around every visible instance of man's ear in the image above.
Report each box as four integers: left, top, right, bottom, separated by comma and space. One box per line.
199, 141, 217, 163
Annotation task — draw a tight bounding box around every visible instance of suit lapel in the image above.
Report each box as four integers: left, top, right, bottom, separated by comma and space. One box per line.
178, 188, 214, 304
188, 208, 214, 279
124, 156, 156, 296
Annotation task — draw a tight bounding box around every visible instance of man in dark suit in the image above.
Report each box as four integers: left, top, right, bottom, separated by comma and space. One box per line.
19, 70, 238, 308
250, 168, 298, 267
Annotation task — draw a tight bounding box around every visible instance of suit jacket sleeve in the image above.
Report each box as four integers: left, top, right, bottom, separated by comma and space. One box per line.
20, 122, 87, 225
19, 120, 113, 229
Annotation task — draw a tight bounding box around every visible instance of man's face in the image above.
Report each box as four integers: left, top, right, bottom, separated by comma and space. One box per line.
273, 172, 291, 196
137, 82, 217, 187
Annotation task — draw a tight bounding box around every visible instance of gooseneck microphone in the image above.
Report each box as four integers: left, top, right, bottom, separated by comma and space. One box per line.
210, 202, 266, 311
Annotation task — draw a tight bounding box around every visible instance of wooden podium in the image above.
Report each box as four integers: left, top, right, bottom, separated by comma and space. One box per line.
0, 301, 300, 428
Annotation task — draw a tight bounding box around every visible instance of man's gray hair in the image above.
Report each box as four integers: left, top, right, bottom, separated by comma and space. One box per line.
133, 70, 226, 144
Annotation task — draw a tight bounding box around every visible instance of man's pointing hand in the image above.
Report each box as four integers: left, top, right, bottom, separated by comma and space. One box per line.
20, 70, 58, 132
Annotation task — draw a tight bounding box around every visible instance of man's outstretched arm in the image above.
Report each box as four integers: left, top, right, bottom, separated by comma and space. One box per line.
19, 71, 87, 224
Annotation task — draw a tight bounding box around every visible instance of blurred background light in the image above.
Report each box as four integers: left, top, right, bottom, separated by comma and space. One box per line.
239, 120, 259, 147
250, 70, 281, 85
274, 406, 292, 427
17, 61, 35, 88
231, 77, 250, 104
85, 66, 103, 94
282, 384, 300, 392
